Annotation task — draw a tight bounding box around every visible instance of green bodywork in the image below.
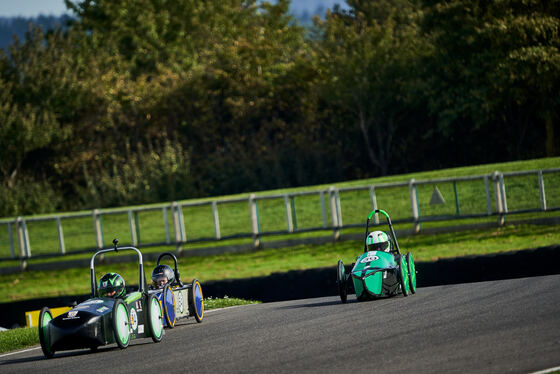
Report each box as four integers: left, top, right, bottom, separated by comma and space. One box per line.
351, 251, 398, 299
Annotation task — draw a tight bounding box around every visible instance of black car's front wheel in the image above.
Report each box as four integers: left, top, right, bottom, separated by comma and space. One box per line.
38, 307, 54, 359
112, 299, 130, 349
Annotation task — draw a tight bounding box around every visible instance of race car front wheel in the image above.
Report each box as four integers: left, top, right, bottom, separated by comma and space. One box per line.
188, 279, 204, 323
337, 260, 348, 303
162, 284, 176, 328
406, 252, 417, 294
112, 299, 130, 349
398, 255, 410, 297
147, 293, 164, 342
38, 307, 54, 359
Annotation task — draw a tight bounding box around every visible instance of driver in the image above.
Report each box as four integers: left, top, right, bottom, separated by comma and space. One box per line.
98, 272, 126, 298
151, 264, 175, 289
366, 231, 392, 252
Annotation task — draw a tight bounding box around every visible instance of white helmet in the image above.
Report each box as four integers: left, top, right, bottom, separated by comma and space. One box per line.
366, 231, 391, 252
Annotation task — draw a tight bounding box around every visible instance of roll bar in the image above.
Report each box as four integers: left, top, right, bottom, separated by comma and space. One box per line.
364, 209, 402, 255
156, 252, 183, 287
90, 239, 147, 297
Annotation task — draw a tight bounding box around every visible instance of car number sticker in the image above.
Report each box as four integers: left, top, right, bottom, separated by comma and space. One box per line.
361, 252, 379, 263
138, 324, 144, 334
177, 291, 184, 314
130, 308, 138, 331
96, 306, 109, 313
135, 300, 142, 311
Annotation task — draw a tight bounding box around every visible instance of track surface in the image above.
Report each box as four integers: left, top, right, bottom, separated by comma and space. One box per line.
2, 275, 559, 374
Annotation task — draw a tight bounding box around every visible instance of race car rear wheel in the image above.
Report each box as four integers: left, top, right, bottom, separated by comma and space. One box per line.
147, 293, 164, 342
162, 284, 176, 328
112, 299, 130, 349
188, 279, 204, 323
38, 307, 54, 359
406, 252, 417, 294
398, 255, 410, 297
337, 260, 348, 303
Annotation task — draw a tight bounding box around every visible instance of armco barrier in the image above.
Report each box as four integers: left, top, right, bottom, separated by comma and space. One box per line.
1, 244, 559, 329
1, 168, 559, 266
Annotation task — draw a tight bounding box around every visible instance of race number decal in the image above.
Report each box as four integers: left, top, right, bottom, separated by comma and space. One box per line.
177, 291, 184, 314
130, 308, 138, 331
360, 252, 379, 263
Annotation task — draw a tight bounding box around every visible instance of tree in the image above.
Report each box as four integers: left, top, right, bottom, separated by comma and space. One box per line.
313, 0, 428, 176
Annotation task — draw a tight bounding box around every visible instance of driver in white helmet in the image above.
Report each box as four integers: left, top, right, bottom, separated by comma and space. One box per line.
366, 231, 392, 253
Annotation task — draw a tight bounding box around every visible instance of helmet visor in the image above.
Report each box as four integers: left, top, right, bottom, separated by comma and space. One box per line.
368, 241, 389, 251
99, 284, 124, 298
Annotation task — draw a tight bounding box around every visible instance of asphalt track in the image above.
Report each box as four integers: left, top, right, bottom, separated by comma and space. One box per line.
2, 274, 559, 374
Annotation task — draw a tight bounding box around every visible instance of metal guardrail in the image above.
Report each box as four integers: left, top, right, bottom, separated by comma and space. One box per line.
1, 168, 559, 266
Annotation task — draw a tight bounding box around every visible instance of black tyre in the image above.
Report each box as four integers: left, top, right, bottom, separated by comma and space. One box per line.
112, 299, 130, 349
162, 284, 176, 328
188, 279, 204, 323
406, 252, 417, 294
397, 255, 409, 297
38, 307, 54, 359
337, 260, 348, 303
147, 293, 164, 342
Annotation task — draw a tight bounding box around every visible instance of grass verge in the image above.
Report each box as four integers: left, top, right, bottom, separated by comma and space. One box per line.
0, 222, 558, 303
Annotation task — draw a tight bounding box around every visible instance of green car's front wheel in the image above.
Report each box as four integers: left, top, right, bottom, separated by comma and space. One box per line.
112, 299, 130, 349
337, 260, 348, 303
147, 293, 164, 342
406, 252, 417, 294
38, 307, 54, 359
398, 255, 410, 297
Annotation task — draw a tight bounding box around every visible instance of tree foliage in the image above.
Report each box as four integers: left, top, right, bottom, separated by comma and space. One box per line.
0, 0, 558, 216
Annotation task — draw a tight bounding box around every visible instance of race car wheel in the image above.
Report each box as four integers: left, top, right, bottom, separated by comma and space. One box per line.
162, 284, 176, 328
147, 293, 164, 342
112, 299, 130, 349
398, 255, 410, 297
188, 279, 204, 323
337, 260, 348, 303
406, 252, 417, 294
38, 307, 54, 359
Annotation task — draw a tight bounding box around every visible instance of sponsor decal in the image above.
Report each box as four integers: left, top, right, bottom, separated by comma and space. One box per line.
135, 300, 142, 312
138, 324, 144, 334
360, 252, 379, 263
130, 308, 138, 331
73, 305, 90, 310
177, 291, 184, 314
96, 306, 109, 313
63, 310, 80, 320
83, 299, 104, 305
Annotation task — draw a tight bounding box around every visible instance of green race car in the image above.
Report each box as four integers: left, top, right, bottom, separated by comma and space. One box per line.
336, 209, 417, 302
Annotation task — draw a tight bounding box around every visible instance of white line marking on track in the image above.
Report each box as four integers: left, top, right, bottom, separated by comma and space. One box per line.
528, 366, 560, 374
0, 346, 40, 359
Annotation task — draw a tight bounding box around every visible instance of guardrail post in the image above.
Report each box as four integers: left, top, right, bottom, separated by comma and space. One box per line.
128, 210, 138, 246
284, 195, 294, 233
171, 202, 185, 253
8, 222, 15, 259
16, 217, 28, 270
56, 217, 66, 254
249, 194, 260, 248
320, 191, 327, 228
163, 206, 171, 244
369, 185, 379, 224
212, 201, 221, 240
409, 179, 420, 233
484, 175, 492, 216
538, 170, 547, 211
93, 209, 104, 249
492, 172, 505, 226
328, 187, 340, 240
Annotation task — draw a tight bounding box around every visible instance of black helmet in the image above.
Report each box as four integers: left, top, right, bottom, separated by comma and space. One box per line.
151, 264, 175, 288
98, 272, 126, 298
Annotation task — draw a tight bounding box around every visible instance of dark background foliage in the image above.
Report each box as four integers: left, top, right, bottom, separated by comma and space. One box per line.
0, 0, 558, 216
